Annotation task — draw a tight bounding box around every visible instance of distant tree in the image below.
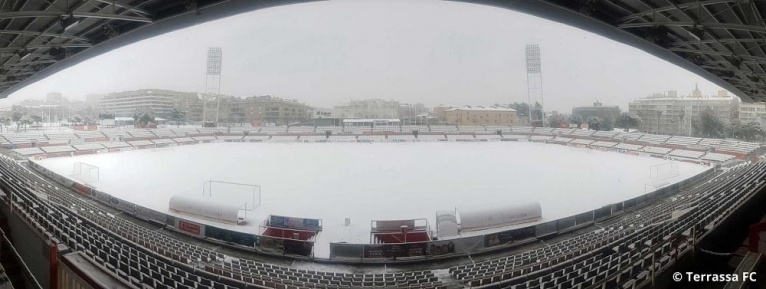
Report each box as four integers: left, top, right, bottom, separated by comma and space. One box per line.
509, 102, 530, 119
617, 112, 642, 132
727, 121, 763, 141
30, 115, 42, 127
10, 105, 26, 131
18, 115, 33, 132
69, 116, 83, 125
138, 113, 155, 127
569, 114, 583, 129
693, 107, 725, 138
170, 108, 186, 127
587, 116, 602, 131
0, 116, 9, 133
547, 114, 564, 128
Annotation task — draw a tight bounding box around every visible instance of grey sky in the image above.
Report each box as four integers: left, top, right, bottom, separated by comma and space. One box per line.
0, 0, 728, 112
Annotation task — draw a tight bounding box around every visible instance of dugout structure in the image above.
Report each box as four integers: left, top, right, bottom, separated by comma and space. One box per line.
259, 215, 322, 257
370, 219, 431, 244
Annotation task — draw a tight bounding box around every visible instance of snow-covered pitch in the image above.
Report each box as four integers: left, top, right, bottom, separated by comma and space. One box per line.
35, 141, 708, 258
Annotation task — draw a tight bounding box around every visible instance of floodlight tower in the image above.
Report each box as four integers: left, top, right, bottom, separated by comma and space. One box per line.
203, 47, 222, 126
525, 44, 545, 127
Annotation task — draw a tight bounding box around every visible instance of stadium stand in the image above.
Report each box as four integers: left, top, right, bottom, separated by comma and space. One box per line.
72, 143, 106, 151
287, 126, 315, 133
357, 135, 386, 142
642, 146, 673, 155
298, 135, 327, 142
501, 134, 527, 141
387, 135, 416, 142
591, 141, 618, 148
458, 126, 485, 132
529, 135, 553, 141
614, 143, 643, 151
475, 134, 502, 141
416, 135, 446, 141
591, 131, 620, 138
328, 135, 358, 142
429, 125, 458, 133
665, 136, 702, 147
637, 134, 671, 145
447, 135, 475, 141
242, 135, 270, 142
570, 129, 594, 137
40, 145, 76, 153
702, 152, 737, 162
551, 136, 573, 144
570, 139, 594, 146
13, 147, 43, 156
669, 149, 705, 159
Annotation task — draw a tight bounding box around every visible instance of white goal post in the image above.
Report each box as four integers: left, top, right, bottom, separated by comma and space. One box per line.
72, 162, 100, 183
202, 180, 261, 211
650, 162, 680, 180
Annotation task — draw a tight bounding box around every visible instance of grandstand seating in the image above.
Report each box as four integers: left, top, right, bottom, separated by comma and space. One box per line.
416, 135, 445, 141
298, 135, 327, 142
591, 141, 618, 148
702, 153, 736, 162
387, 135, 416, 142
642, 146, 672, 155
637, 134, 670, 145
428, 125, 458, 133
357, 135, 386, 142
570, 139, 594, 146
328, 135, 357, 142
592, 131, 620, 138
287, 126, 315, 133
13, 147, 43, 156
669, 149, 705, 159
72, 143, 105, 151
475, 134, 502, 141
615, 143, 643, 151
458, 126, 485, 132
40, 145, 76, 153
551, 136, 573, 144
447, 135, 475, 141
529, 135, 553, 141
501, 134, 527, 141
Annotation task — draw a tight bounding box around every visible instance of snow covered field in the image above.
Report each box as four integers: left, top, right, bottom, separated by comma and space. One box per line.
35, 141, 708, 258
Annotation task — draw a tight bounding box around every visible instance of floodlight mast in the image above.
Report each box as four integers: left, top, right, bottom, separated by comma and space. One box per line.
525, 44, 545, 127
203, 47, 222, 127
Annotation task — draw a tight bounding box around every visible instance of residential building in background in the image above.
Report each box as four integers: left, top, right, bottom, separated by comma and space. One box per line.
628, 92, 738, 136
739, 102, 766, 126
443, 106, 517, 125
571, 101, 621, 123
101, 89, 198, 119
333, 99, 400, 119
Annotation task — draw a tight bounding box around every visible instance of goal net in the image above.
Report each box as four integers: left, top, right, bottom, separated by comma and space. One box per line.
650, 162, 679, 180
72, 162, 100, 183
202, 180, 261, 211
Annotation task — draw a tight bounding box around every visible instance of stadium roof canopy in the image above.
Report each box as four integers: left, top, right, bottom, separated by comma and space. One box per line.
2, 0, 766, 103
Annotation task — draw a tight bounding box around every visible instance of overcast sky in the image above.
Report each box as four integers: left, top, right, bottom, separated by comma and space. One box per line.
0, 0, 729, 112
